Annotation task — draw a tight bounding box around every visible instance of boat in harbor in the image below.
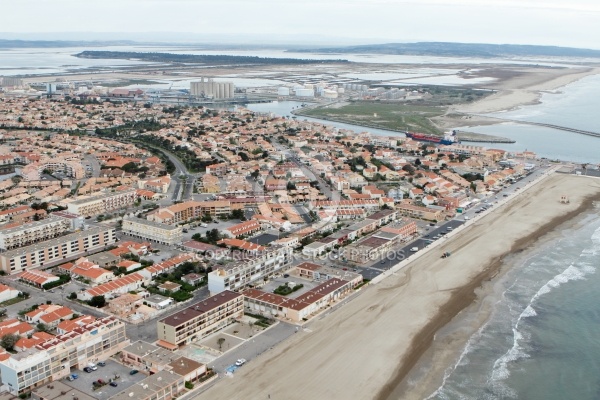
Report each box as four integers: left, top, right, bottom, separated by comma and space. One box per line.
405, 130, 459, 145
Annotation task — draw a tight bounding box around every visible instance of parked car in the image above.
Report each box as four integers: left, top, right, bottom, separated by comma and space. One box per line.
129, 370, 139, 375
109, 382, 118, 387
68, 374, 78, 381
83, 367, 92, 373
97, 361, 106, 367
97, 379, 105, 385
235, 359, 247, 366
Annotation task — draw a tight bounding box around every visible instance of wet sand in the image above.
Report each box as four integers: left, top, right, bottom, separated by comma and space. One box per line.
197, 174, 600, 400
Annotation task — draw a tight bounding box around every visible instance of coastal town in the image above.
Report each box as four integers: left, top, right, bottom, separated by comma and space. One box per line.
0, 88, 593, 400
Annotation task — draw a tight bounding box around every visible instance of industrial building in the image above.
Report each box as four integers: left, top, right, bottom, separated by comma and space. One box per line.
190, 78, 235, 99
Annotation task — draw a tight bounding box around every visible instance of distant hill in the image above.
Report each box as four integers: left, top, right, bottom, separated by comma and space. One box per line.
290, 42, 600, 58
76, 51, 349, 65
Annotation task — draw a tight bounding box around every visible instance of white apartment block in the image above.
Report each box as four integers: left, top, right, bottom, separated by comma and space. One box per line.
121, 216, 183, 246
0, 226, 117, 274
0, 216, 71, 251
0, 316, 129, 395
207, 247, 293, 295
157, 291, 243, 347
67, 189, 137, 217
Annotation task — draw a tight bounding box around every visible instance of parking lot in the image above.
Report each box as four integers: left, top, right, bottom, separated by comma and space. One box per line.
62, 359, 145, 400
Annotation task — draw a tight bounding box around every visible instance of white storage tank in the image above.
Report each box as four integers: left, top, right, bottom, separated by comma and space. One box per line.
337, 87, 345, 94
295, 88, 314, 97
322, 89, 338, 99
277, 87, 290, 96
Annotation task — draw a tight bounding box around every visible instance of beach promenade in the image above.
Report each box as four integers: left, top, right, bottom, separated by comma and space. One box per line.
197, 171, 600, 400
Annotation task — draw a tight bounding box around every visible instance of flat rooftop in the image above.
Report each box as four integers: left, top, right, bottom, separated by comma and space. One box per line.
69, 188, 136, 205
0, 215, 65, 235
122, 340, 160, 358
159, 290, 242, 327
33, 381, 95, 400
123, 216, 181, 230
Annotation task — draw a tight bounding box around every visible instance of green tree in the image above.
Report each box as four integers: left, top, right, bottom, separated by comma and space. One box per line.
217, 337, 225, 351
88, 295, 106, 308
1, 333, 19, 351
68, 292, 77, 300
229, 209, 245, 220
36, 323, 49, 332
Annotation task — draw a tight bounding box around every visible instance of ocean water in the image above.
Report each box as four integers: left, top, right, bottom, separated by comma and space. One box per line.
427, 209, 600, 400
457, 73, 600, 163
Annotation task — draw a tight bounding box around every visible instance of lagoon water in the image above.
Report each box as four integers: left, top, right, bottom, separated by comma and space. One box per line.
246, 72, 600, 163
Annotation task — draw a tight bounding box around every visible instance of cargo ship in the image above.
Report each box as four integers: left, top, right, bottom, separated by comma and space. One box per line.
405, 130, 459, 145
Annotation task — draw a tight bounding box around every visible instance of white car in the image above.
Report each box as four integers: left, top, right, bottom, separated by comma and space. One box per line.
235, 359, 246, 366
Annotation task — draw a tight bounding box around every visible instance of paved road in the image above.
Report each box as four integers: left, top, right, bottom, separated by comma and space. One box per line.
83, 154, 102, 178
0, 277, 108, 319
346, 165, 551, 280
208, 322, 297, 374
121, 140, 198, 202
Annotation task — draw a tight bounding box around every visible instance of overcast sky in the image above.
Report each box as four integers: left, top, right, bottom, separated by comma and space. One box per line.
2, 0, 599, 48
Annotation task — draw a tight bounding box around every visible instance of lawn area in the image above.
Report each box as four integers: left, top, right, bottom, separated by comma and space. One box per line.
0, 297, 26, 307
299, 102, 444, 135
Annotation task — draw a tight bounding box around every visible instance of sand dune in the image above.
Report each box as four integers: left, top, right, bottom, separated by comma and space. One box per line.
197, 174, 600, 400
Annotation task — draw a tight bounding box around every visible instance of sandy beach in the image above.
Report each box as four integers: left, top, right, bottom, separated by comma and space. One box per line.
197, 173, 600, 400
434, 66, 600, 130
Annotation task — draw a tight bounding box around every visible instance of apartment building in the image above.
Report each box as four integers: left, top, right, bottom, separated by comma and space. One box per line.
395, 203, 444, 222
66, 189, 137, 217
243, 277, 355, 322
147, 200, 231, 225
0, 205, 31, 223
0, 216, 71, 251
207, 247, 293, 295
21, 160, 86, 181
309, 199, 381, 212
0, 316, 129, 395
157, 291, 243, 348
0, 226, 117, 274
140, 175, 171, 193
122, 216, 183, 245
221, 220, 262, 239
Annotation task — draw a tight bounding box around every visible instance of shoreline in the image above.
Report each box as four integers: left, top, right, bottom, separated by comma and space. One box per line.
444, 66, 600, 119
379, 188, 600, 400
198, 174, 600, 400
